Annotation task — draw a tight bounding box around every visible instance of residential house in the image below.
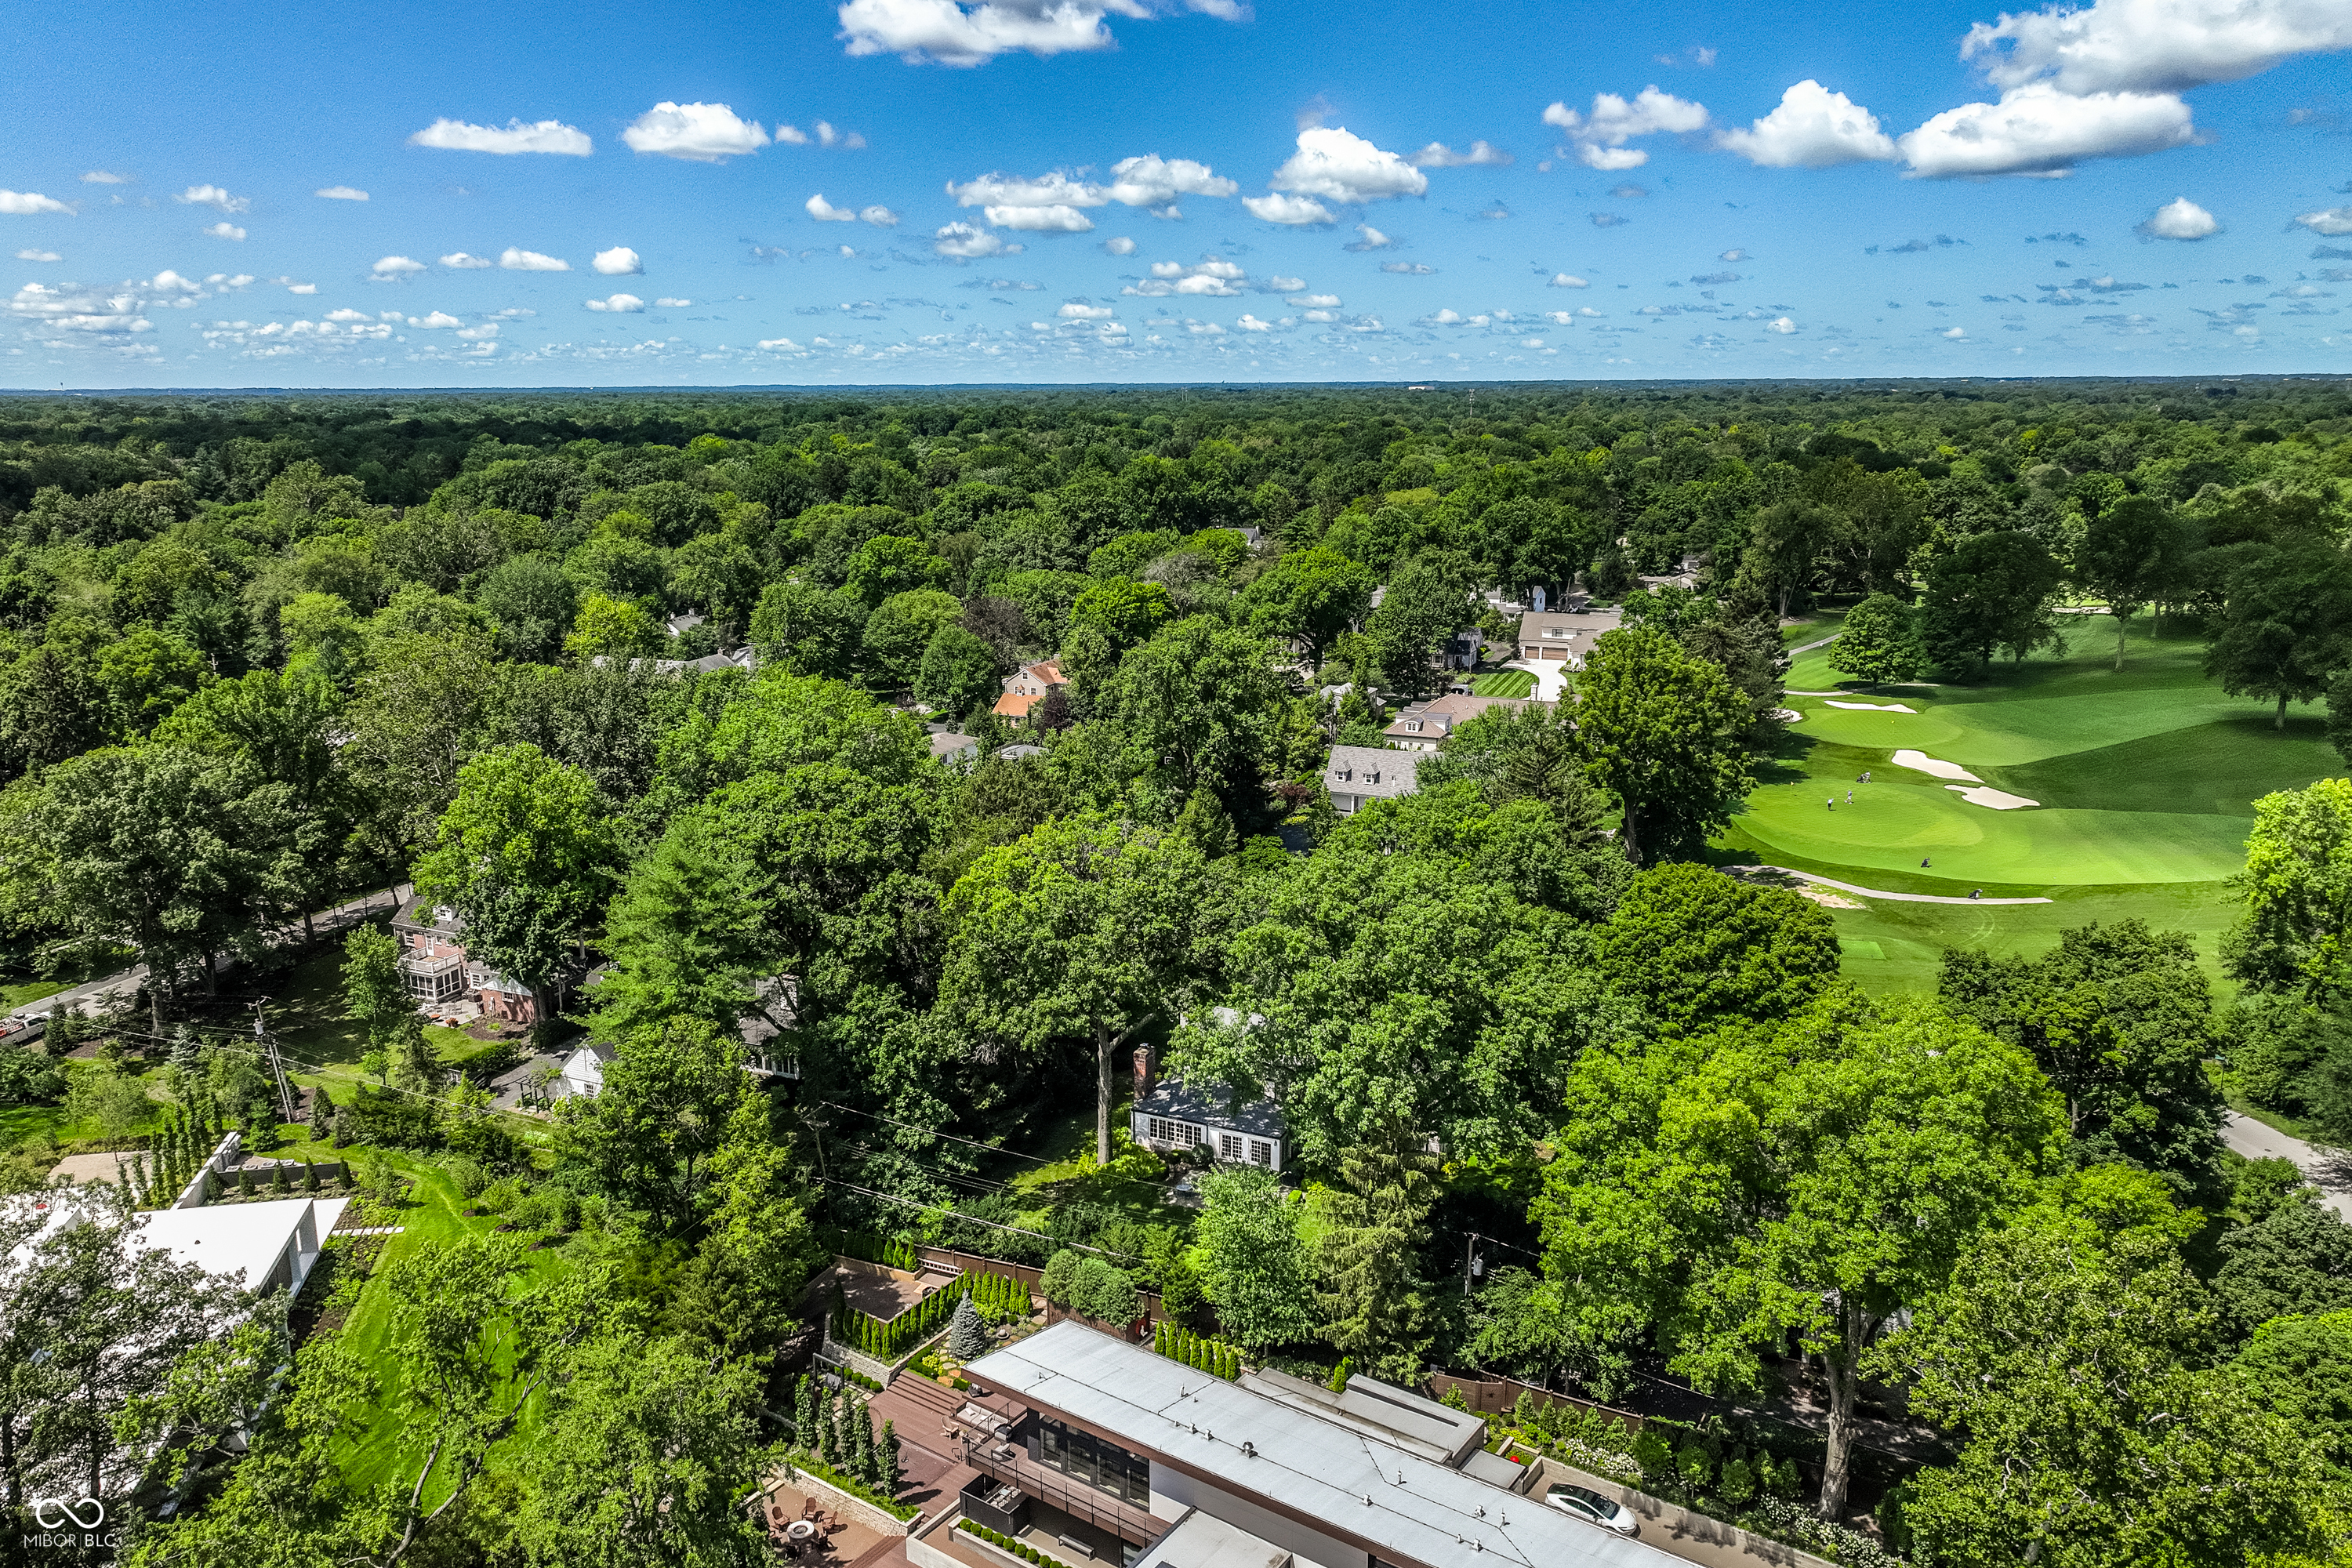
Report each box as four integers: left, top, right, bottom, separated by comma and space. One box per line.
555, 976, 800, 1105
1129, 1052, 1287, 1170
929, 731, 980, 768
951, 1322, 1671, 1568
993, 659, 1068, 727
390, 898, 540, 1023
1322, 746, 1417, 815
1381, 693, 1529, 751
1515, 604, 1624, 666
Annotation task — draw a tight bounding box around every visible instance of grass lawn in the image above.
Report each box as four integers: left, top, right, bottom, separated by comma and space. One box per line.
1725, 614, 2339, 994
1471, 668, 1536, 698
328, 1149, 575, 1499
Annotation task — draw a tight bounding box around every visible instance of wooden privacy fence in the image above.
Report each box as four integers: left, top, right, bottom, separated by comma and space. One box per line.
1425, 1370, 1646, 1435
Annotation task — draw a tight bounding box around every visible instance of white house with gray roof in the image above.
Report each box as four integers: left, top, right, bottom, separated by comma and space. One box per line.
1131, 1071, 1286, 1171
1321, 746, 1417, 816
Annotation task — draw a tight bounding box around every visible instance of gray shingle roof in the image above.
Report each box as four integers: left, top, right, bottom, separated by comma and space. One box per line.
1134, 1076, 1285, 1140
1321, 746, 1418, 801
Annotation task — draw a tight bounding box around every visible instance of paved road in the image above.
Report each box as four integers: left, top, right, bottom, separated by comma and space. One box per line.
23, 884, 412, 1022
2223, 1110, 2352, 1221
1752, 867, 2055, 906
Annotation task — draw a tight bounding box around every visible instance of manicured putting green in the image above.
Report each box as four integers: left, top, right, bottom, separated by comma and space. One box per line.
1472, 668, 1537, 698
1728, 613, 2346, 991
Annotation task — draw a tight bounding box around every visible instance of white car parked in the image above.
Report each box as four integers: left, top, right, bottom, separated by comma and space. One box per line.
1544, 1483, 1639, 1537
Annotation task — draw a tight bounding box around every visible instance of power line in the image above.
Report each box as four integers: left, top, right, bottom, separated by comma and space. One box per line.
818, 1100, 1058, 1163
811, 1175, 1140, 1262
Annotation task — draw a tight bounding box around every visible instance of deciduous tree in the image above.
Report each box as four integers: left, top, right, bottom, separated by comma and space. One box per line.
1538, 998, 2063, 1519
412, 743, 618, 1024
1575, 625, 1752, 865
943, 815, 1207, 1163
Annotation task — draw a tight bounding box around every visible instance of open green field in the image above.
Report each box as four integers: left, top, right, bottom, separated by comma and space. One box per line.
1727, 612, 2342, 993
1472, 668, 1537, 698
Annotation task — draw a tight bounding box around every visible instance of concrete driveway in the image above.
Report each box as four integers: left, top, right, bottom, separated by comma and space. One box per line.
2223, 1110, 2352, 1221
1504, 659, 1573, 700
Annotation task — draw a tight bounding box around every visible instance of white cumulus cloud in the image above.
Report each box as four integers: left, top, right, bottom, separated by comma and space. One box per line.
202, 221, 245, 241
933, 221, 1021, 258
2140, 195, 2219, 238
2295, 206, 2352, 236
586, 293, 647, 312
409, 310, 463, 328
1718, 81, 1898, 166
1288, 292, 1341, 307
988, 203, 1095, 231
623, 102, 771, 162
408, 118, 593, 155
1269, 125, 1428, 204
499, 248, 570, 270
372, 255, 427, 278
655, 297, 692, 307
1058, 302, 1114, 319
837, 0, 1244, 67
1243, 193, 1334, 225
325, 307, 372, 322
1769, 316, 1797, 332
176, 184, 249, 213
861, 205, 899, 227
1102, 236, 1138, 255
1104, 154, 1236, 207
1345, 223, 1392, 250
1896, 82, 2194, 176
1407, 140, 1514, 168
441, 252, 493, 269
1542, 87, 1709, 169
807, 194, 861, 222
1548, 273, 1590, 288
314, 186, 368, 201
1236, 313, 1274, 331
1962, 0, 2352, 96
3, 190, 78, 216
16, 249, 60, 262
592, 246, 644, 274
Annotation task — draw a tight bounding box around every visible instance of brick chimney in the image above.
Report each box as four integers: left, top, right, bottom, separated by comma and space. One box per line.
1133, 1044, 1154, 1097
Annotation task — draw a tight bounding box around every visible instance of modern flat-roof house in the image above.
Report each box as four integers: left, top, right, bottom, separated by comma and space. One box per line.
1515, 608, 1623, 666
1381, 694, 1529, 752
8, 1192, 336, 1300
953, 1321, 1671, 1568
1130, 1069, 1286, 1170
1322, 746, 1417, 816
390, 898, 539, 1023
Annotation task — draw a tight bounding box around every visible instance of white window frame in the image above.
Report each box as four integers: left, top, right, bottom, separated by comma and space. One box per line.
1249, 1139, 1272, 1167
1218, 1132, 1243, 1161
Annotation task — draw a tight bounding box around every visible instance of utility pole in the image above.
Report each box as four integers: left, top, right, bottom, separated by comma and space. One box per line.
253, 1000, 297, 1123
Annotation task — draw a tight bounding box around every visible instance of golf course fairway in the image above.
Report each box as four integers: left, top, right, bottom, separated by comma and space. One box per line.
1721, 612, 2345, 994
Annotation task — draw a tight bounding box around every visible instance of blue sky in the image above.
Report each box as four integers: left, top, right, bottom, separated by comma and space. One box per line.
5, 0, 2350, 387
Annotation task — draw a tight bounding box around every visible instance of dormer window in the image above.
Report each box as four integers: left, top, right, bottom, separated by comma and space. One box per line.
1367, 769, 1380, 784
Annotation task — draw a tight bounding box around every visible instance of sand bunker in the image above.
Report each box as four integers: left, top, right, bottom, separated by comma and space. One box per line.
1891, 749, 1982, 782
1945, 784, 2039, 810
1775, 708, 1805, 723
1827, 700, 1917, 713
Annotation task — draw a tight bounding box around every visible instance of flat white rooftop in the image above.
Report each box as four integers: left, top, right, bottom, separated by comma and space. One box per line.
9, 1193, 328, 1297
967, 1323, 1673, 1568
135, 1197, 323, 1291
